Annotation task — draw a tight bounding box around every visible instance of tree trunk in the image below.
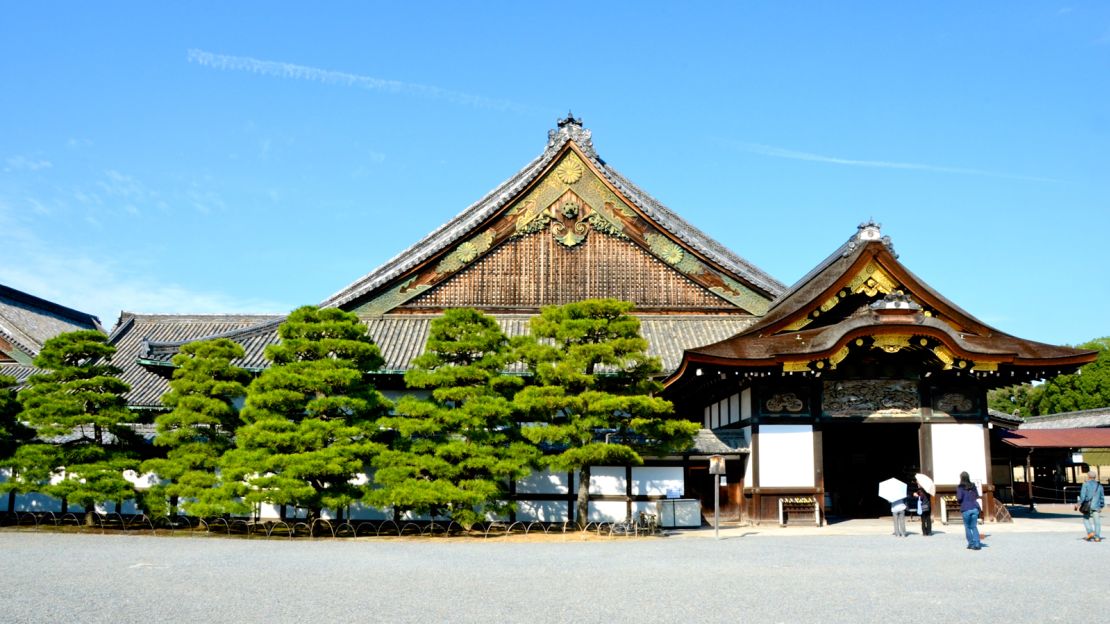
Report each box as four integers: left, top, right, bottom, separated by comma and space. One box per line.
576, 465, 591, 529
84, 504, 95, 527
7, 489, 15, 514
169, 495, 179, 517
60, 496, 68, 515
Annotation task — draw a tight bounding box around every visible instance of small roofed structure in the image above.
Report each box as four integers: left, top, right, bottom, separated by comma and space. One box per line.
664, 221, 1096, 524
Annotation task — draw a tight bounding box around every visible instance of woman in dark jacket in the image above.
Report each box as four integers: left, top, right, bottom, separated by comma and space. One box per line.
915, 486, 932, 536
956, 471, 981, 550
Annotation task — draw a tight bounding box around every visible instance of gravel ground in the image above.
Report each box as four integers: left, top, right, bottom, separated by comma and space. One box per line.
1, 521, 1107, 623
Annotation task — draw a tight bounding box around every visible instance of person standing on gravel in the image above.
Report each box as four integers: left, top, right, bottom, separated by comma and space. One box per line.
956, 471, 981, 550
1076, 469, 1104, 542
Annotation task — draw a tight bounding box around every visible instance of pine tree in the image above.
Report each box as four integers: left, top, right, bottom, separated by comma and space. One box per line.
142, 338, 250, 517
514, 299, 698, 528
369, 308, 539, 527
0, 373, 34, 512
220, 306, 390, 522
16, 330, 136, 524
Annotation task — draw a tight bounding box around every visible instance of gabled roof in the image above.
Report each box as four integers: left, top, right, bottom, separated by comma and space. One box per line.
0, 283, 102, 363
667, 222, 1096, 386
321, 116, 784, 315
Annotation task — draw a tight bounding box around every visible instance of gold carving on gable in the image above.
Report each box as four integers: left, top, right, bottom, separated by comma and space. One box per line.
848, 261, 899, 297
509, 152, 631, 247
554, 152, 585, 184
355, 277, 431, 317
871, 334, 911, 354
711, 277, 771, 315
436, 230, 495, 274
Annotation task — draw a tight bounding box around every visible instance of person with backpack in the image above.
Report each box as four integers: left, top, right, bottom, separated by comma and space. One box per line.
1076, 469, 1105, 542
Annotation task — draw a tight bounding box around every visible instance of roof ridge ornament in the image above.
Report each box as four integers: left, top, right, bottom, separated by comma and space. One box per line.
841, 219, 898, 258
548, 111, 598, 160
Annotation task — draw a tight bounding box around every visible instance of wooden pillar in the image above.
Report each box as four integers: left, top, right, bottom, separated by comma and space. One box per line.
811, 379, 825, 525
1025, 450, 1035, 511
751, 423, 761, 525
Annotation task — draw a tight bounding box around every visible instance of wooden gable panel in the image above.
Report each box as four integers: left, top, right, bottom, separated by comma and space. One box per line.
402, 229, 737, 311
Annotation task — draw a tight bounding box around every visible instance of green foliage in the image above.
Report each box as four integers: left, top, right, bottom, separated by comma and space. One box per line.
369, 308, 538, 527
0, 373, 31, 460
219, 306, 390, 520
1032, 337, 1110, 415
988, 337, 1110, 417
514, 299, 697, 526
143, 338, 250, 517
13, 330, 136, 519
987, 383, 1043, 419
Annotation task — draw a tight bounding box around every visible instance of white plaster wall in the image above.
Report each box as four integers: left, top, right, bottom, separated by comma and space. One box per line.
515, 500, 570, 522
587, 500, 627, 522
743, 444, 753, 486
931, 423, 987, 485
516, 468, 570, 494
757, 424, 815, 487
742, 388, 752, 421
589, 466, 626, 495
631, 466, 683, 496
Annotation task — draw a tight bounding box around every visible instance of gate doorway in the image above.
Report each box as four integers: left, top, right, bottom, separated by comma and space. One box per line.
822, 423, 920, 518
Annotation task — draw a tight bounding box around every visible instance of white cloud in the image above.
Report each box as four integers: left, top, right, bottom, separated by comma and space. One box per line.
0, 211, 289, 330
717, 139, 1062, 183
187, 48, 542, 114
4, 156, 53, 172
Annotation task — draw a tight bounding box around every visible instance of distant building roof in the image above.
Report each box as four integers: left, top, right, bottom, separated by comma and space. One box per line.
999, 428, 1110, 449
0, 284, 102, 363
1021, 407, 1110, 430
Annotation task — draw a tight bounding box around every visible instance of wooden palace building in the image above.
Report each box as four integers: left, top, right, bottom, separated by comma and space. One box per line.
4, 116, 1096, 525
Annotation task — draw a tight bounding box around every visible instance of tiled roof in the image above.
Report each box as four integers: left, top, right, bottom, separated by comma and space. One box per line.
689, 428, 749, 455
999, 428, 1110, 449
124, 313, 757, 408
0, 363, 38, 385
1021, 407, 1110, 430
109, 313, 284, 408
320, 118, 783, 311
0, 283, 102, 359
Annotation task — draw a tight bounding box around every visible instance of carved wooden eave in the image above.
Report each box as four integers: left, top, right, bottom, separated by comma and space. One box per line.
319, 117, 784, 316
664, 222, 1097, 390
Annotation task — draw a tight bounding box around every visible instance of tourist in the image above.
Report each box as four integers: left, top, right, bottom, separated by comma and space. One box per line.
891, 491, 908, 537
914, 485, 932, 536
956, 471, 981, 550
1075, 469, 1105, 542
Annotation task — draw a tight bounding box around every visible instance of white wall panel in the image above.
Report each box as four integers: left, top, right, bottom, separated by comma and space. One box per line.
515, 500, 570, 522
587, 500, 627, 522
631, 466, 684, 496
932, 423, 987, 485
516, 468, 570, 494
589, 466, 626, 495
757, 424, 815, 487
742, 388, 752, 421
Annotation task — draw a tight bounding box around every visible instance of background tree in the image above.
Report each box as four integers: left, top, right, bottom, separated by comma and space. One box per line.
15, 330, 136, 524
514, 299, 699, 528
142, 338, 250, 517
988, 337, 1110, 417
220, 306, 390, 522
369, 308, 539, 527
0, 373, 34, 512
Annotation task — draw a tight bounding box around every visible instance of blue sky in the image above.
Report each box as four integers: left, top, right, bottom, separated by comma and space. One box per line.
1, 2, 1106, 346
